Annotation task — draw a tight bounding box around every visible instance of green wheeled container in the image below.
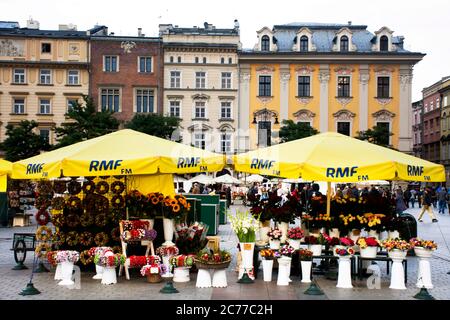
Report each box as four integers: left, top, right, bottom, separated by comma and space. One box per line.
219, 199, 227, 224
185, 194, 220, 235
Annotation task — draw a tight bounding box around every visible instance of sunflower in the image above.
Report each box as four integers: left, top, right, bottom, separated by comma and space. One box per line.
172, 204, 181, 213
151, 196, 159, 205
170, 199, 178, 206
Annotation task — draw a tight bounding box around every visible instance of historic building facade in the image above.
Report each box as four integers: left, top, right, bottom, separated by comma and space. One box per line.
439, 78, 450, 182
160, 22, 240, 154
0, 20, 105, 146
412, 99, 423, 158
90, 31, 163, 123
238, 23, 424, 153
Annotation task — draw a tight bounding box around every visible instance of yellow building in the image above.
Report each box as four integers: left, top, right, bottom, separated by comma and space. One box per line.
0, 20, 107, 147
238, 23, 424, 153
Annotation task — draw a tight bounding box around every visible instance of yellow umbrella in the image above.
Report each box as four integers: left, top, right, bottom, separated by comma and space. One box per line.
0, 159, 12, 192
233, 132, 445, 183
12, 129, 225, 179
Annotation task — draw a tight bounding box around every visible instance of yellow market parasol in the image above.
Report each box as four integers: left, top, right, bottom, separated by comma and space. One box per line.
12, 129, 226, 179
0, 159, 12, 192
233, 132, 445, 183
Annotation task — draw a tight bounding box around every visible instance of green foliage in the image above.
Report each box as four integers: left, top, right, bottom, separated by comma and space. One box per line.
0, 120, 50, 161
356, 125, 394, 148
279, 120, 319, 142
53, 95, 120, 149
125, 113, 182, 141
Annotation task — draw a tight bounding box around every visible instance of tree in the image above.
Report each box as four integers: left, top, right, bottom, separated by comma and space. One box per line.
356, 125, 394, 148
125, 113, 182, 140
0, 120, 50, 161
53, 95, 120, 149
279, 120, 319, 143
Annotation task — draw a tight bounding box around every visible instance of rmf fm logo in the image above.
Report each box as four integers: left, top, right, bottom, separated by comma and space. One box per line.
250, 158, 275, 170
89, 160, 132, 174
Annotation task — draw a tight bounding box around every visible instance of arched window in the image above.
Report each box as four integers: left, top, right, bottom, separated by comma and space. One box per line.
340, 35, 349, 52
261, 35, 270, 51
300, 36, 309, 52
380, 35, 389, 51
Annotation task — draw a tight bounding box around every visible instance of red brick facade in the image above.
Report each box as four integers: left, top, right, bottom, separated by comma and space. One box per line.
422, 92, 441, 162
90, 37, 163, 123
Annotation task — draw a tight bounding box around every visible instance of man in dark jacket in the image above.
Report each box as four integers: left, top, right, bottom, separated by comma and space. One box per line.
418, 188, 438, 223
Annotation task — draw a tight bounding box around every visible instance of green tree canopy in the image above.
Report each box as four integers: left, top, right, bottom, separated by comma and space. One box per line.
279, 120, 319, 143
53, 95, 120, 149
125, 113, 181, 141
0, 120, 50, 161
356, 125, 394, 148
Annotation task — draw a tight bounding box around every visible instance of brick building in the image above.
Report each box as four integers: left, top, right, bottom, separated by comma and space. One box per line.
412, 99, 423, 158
90, 31, 163, 123
439, 78, 450, 183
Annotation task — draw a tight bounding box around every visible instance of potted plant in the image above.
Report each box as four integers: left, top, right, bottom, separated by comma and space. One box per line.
55, 250, 79, 286
356, 237, 381, 258
298, 249, 313, 283
335, 247, 355, 289
287, 227, 304, 250
260, 249, 275, 282
140, 263, 167, 283
267, 227, 282, 249
409, 238, 437, 289
410, 238, 437, 257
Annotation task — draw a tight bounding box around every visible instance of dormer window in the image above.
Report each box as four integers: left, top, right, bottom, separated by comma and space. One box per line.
261, 35, 270, 51
380, 35, 389, 52
340, 36, 349, 52
300, 36, 309, 52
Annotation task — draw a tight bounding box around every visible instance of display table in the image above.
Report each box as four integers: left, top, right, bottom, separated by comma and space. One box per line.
356, 255, 408, 283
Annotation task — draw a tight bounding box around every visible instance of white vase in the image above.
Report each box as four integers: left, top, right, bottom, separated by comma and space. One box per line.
93, 265, 104, 280
279, 222, 288, 244
162, 218, 175, 246
262, 259, 274, 282
336, 256, 353, 288
173, 267, 190, 283
360, 246, 378, 258
309, 244, 322, 256
301, 260, 312, 283
54, 263, 63, 280
239, 242, 255, 280
101, 266, 117, 285
388, 250, 407, 290
212, 269, 228, 288
415, 248, 433, 289
259, 221, 271, 244
329, 228, 340, 238
269, 239, 281, 250
277, 257, 291, 286
388, 230, 400, 239
148, 219, 155, 230
58, 261, 74, 286
196, 269, 212, 288
368, 230, 380, 240
288, 239, 301, 250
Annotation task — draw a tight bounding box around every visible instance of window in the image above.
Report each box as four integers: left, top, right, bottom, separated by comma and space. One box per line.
170, 56, 174, 63
195, 57, 199, 64
67, 98, 78, 111
39, 69, 52, 84
340, 35, 349, 52
41, 43, 51, 54
228, 57, 232, 64
177, 56, 181, 63
377, 77, 390, 98
39, 99, 51, 114
195, 72, 206, 89
337, 122, 350, 136
221, 72, 232, 89
13, 68, 25, 84
194, 133, 206, 150
104, 56, 118, 72
220, 102, 232, 119
300, 35, 309, 52
170, 71, 181, 88
376, 122, 390, 145
258, 121, 271, 146
298, 76, 310, 97
414, 113, 417, 125
139, 57, 152, 73
221, 57, 225, 64
67, 70, 79, 85
221, 133, 232, 153
194, 101, 206, 118
169, 101, 180, 117
135, 89, 154, 113
430, 101, 434, 111
100, 88, 120, 112
261, 35, 270, 51
13, 98, 25, 114
39, 129, 50, 144
203, 57, 207, 64
337, 76, 351, 97
444, 96, 448, 107
258, 75, 271, 96
380, 36, 389, 52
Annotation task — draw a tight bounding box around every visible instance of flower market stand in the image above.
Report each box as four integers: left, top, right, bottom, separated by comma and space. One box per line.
414, 247, 433, 289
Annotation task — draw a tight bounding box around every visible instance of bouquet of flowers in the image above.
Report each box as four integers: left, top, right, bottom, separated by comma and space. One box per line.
88, 247, 112, 259
260, 249, 275, 260
162, 195, 191, 221
287, 227, 304, 240
339, 236, 355, 247
56, 250, 80, 263
322, 233, 340, 246
356, 237, 381, 249
129, 255, 161, 268
140, 264, 167, 276
94, 253, 126, 267
169, 255, 195, 268
47, 251, 57, 266
267, 227, 282, 241
279, 244, 295, 257
175, 222, 209, 254
228, 210, 259, 243
156, 245, 180, 257
409, 238, 438, 250
126, 190, 145, 216
335, 247, 355, 256
196, 249, 231, 264
381, 239, 411, 252
298, 249, 313, 261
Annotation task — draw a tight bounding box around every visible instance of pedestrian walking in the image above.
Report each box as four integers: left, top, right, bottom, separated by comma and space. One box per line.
410, 188, 417, 208
418, 188, 438, 223
395, 187, 407, 214
417, 188, 423, 208
438, 187, 448, 214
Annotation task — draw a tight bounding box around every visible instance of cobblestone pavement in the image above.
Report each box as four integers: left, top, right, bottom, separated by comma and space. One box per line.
1, 205, 449, 300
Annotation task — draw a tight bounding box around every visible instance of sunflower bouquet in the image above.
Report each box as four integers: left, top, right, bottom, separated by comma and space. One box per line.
162, 195, 191, 221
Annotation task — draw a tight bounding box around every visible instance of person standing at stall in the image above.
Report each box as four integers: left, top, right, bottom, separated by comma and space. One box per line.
438, 187, 448, 214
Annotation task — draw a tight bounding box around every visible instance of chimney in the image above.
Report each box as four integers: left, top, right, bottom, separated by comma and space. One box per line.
27, 18, 40, 30
138, 28, 142, 36
234, 19, 239, 29
348, 21, 352, 26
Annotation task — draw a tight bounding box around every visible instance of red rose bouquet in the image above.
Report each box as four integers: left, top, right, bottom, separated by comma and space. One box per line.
287, 227, 304, 240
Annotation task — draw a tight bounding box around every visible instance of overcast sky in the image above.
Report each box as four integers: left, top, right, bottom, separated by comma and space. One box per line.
3, 0, 449, 101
